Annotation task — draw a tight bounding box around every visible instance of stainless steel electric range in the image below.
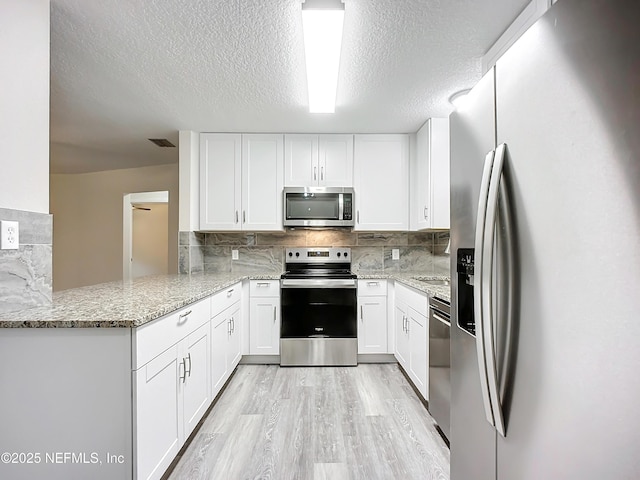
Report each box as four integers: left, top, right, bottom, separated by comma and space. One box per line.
280, 247, 357, 366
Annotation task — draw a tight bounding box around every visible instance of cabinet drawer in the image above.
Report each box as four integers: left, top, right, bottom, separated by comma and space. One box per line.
396, 282, 428, 315
357, 279, 387, 297
210, 282, 242, 316
134, 298, 210, 369
249, 280, 280, 297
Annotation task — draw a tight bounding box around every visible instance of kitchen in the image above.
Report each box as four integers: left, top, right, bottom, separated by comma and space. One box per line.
2, 1, 640, 480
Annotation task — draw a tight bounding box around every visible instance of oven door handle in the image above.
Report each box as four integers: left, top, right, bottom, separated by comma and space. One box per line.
281, 279, 357, 289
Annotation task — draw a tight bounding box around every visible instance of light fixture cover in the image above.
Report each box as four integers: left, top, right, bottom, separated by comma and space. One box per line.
449, 89, 471, 110
302, 0, 345, 113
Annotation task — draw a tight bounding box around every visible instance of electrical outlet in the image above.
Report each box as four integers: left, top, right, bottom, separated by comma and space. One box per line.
0, 221, 19, 250
232, 249, 239, 260
392, 248, 400, 260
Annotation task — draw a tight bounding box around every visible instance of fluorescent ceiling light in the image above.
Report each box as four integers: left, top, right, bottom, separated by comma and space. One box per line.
302, 0, 345, 113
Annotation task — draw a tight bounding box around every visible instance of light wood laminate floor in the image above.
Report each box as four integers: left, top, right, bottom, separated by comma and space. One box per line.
168, 364, 450, 480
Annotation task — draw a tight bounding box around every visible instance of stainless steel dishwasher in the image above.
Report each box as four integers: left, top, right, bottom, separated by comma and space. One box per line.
429, 296, 451, 442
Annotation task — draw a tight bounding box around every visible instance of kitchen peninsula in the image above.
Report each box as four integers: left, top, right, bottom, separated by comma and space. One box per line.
0, 271, 448, 480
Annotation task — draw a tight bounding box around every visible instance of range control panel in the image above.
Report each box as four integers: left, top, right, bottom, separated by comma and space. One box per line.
285, 248, 351, 263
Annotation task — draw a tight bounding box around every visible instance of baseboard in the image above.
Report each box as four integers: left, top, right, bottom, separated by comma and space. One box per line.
357, 353, 397, 363
240, 355, 280, 365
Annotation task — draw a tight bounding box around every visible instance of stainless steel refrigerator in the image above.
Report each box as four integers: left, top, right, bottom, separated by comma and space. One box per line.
449, 1, 640, 478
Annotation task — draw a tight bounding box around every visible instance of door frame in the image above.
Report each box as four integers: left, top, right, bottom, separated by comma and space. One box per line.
123, 190, 169, 280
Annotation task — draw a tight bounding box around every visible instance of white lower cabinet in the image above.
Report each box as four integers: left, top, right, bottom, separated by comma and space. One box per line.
134, 346, 182, 480
134, 321, 210, 480
210, 283, 243, 399
394, 282, 429, 400
357, 280, 388, 354
182, 323, 211, 437
249, 280, 280, 355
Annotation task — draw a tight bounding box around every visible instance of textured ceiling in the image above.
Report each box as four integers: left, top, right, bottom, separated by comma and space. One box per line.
50, 0, 530, 173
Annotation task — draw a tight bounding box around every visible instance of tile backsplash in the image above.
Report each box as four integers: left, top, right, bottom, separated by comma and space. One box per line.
0, 208, 53, 314
179, 230, 450, 276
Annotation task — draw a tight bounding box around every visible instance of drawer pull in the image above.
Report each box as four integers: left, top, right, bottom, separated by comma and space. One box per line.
227, 289, 234, 297
367, 281, 380, 287
257, 282, 270, 287
178, 310, 192, 324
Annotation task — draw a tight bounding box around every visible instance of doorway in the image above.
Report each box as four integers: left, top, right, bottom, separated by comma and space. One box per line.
123, 191, 169, 280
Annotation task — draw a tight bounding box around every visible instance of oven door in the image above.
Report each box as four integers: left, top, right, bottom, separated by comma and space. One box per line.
280, 278, 358, 366
280, 279, 357, 338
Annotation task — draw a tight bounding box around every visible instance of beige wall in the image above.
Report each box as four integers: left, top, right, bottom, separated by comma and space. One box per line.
132, 203, 169, 278
50, 164, 179, 291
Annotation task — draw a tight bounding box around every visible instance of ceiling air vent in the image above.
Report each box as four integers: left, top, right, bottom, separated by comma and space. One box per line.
148, 138, 175, 147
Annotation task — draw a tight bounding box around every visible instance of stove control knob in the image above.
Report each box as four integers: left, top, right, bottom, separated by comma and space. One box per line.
288, 252, 293, 257
337, 252, 341, 257
295, 252, 300, 257
343, 251, 348, 257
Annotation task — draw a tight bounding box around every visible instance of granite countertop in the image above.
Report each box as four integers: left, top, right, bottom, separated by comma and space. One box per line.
357, 272, 451, 302
0, 271, 450, 329
0, 273, 281, 329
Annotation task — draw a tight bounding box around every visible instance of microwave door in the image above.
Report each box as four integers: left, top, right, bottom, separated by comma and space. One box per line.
286, 194, 340, 220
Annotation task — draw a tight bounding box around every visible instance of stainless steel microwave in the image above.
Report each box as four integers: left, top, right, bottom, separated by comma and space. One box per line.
283, 187, 355, 227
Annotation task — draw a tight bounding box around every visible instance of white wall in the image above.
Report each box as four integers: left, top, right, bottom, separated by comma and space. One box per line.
0, 0, 50, 214
50, 164, 179, 291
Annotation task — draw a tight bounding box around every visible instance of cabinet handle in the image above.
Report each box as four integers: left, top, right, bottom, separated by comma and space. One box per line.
257, 282, 270, 287
186, 353, 191, 377
314, 166, 317, 181
357, 210, 360, 224
367, 281, 379, 287
243, 210, 246, 224
179, 359, 186, 383
228, 319, 232, 335
273, 306, 277, 323
227, 288, 234, 297
321, 166, 324, 181
424, 206, 428, 220
178, 310, 192, 323
231, 316, 235, 333
235, 210, 239, 224
360, 305, 364, 320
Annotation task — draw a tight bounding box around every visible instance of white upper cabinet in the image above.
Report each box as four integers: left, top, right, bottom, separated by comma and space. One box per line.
411, 118, 450, 230
200, 133, 242, 230
200, 133, 283, 231
353, 134, 409, 231
242, 134, 284, 231
284, 134, 353, 187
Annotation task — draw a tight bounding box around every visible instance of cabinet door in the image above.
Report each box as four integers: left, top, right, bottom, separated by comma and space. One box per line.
429, 118, 450, 229
210, 312, 229, 399
242, 134, 284, 231
249, 297, 280, 355
284, 134, 318, 186
413, 119, 450, 230
395, 301, 410, 369
227, 303, 242, 369
200, 133, 242, 230
414, 121, 432, 230
357, 296, 388, 354
319, 134, 353, 186
181, 323, 211, 438
354, 134, 409, 230
134, 346, 182, 480
408, 307, 428, 400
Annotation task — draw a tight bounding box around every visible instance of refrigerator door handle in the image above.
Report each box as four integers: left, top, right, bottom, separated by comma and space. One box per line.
474, 149, 497, 428
482, 143, 507, 437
